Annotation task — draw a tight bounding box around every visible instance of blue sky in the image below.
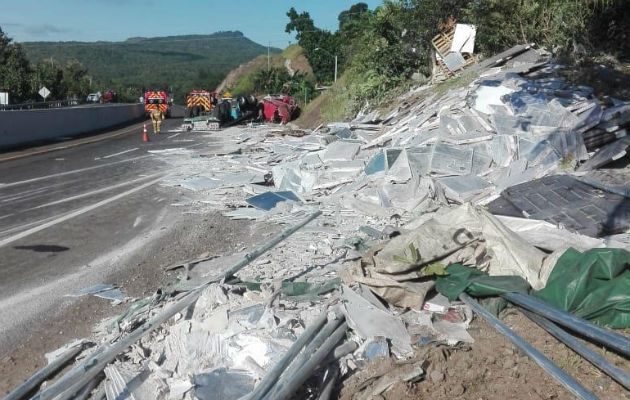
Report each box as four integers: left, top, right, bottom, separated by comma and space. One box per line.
1, 0, 383, 46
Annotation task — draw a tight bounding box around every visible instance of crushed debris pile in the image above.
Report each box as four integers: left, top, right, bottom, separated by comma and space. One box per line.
10, 44, 630, 400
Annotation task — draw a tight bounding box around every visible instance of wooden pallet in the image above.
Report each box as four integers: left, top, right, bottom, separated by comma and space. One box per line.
432, 27, 457, 58
431, 27, 477, 76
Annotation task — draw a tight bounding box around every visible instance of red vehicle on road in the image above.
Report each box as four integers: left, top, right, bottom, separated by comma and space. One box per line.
262, 95, 298, 124
144, 91, 171, 118
102, 89, 117, 103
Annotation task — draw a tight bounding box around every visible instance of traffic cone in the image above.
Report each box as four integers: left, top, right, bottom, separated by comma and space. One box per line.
142, 123, 149, 142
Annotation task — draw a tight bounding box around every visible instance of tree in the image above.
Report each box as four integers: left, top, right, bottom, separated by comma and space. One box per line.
32, 59, 65, 100
0, 43, 32, 102
253, 67, 292, 94
285, 8, 316, 41
62, 60, 91, 99
338, 2, 370, 31
0, 27, 11, 64
0, 27, 33, 102
285, 7, 341, 83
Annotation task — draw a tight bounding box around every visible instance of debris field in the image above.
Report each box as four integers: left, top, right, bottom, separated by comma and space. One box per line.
5, 43, 630, 400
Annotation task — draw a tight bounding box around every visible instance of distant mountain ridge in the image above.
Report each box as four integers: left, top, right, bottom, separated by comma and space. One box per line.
22, 31, 281, 100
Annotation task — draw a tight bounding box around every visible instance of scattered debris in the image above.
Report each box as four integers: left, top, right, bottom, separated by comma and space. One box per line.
68, 284, 130, 303
12, 42, 630, 400
245, 191, 300, 211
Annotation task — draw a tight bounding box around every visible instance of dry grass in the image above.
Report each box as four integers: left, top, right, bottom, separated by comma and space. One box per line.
217, 54, 284, 93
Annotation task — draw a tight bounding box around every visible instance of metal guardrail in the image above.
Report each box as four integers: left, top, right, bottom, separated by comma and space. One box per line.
0, 99, 83, 111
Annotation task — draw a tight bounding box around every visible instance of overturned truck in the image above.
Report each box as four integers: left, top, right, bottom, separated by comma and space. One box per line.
183, 94, 299, 131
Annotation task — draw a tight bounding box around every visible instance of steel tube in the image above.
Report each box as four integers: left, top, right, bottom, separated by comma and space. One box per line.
262, 312, 344, 400
521, 309, 630, 390
3, 343, 84, 400
271, 322, 348, 400
329, 340, 358, 361
503, 292, 630, 357
247, 309, 331, 400
72, 374, 103, 400
317, 366, 339, 400
460, 293, 600, 400
30, 211, 322, 400
215, 210, 322, 283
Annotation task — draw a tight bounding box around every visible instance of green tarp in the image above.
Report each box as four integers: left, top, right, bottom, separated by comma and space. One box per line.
436, 248, 630, 329
534, 248, 630, 329
233, 278, 341, 302
435, 263, 530, 301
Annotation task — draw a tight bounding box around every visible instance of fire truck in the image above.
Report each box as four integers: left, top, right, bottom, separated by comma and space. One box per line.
185, 90, 217, 117
144, 91, 171, 118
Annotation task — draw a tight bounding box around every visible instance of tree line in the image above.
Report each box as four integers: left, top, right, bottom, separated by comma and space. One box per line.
0, 27, 92, 103
285, 0, 629, 111
22, 31, 276, 104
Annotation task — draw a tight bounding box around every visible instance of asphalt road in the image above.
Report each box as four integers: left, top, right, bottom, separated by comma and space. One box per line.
0, 109, 203, 354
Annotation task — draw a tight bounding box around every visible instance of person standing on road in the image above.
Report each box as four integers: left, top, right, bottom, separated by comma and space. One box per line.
150, 107, 164, 134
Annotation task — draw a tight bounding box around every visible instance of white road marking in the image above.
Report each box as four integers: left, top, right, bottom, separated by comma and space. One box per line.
0, 175, 166, 248
0, 178, 82, 203
0, 213, 14, 220
28, 173, 163, 210
100, 147, 139, 159
0, 155, 151, 189
0, 214, 62, 237
133, 216, 142, 227
0, 186, 50, 203
167, 132, 183, 139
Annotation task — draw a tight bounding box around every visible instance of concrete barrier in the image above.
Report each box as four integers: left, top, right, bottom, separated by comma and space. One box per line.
0, 104, 145, 150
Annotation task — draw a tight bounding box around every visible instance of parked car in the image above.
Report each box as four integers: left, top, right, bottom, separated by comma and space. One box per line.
86, 92, 102, 103
101, 90, 117, 103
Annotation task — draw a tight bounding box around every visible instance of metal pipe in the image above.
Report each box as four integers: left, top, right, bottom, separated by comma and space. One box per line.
30, 211, 322, 400
503, 292, 630, 357
34, 290, 202, 400
460, 293, 600, 400
261, 312, 344, 400
246, 309, 331, 400
213, 210, 322, 284
71, 374, 103, 400
317, 366, 339, 400
3, 342, 84, 400
329, 340, 358, 361
271, 322, 348, 400
521, 309, 630, 390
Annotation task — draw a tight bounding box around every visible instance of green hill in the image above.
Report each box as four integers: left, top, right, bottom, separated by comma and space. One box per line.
22, 31, 281, 101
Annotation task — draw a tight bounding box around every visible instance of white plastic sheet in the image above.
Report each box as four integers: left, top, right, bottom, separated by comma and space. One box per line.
450, 23, 476, 54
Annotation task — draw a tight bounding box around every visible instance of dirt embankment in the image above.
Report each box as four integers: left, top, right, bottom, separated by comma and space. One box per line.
217, 44, 314, 94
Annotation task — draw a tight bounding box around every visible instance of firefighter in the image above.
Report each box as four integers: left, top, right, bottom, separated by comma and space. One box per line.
150, 107, 164, 134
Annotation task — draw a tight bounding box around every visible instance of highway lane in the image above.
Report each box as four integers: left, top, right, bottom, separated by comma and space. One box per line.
0, 111, 205, 354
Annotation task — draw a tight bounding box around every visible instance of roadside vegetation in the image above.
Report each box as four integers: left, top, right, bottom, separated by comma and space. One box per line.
286, 0, 630, 126
0, 27, 92, 103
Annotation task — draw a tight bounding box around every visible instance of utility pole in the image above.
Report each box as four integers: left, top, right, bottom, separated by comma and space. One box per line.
314, 48, 338, 84
268, 41, 270, 71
